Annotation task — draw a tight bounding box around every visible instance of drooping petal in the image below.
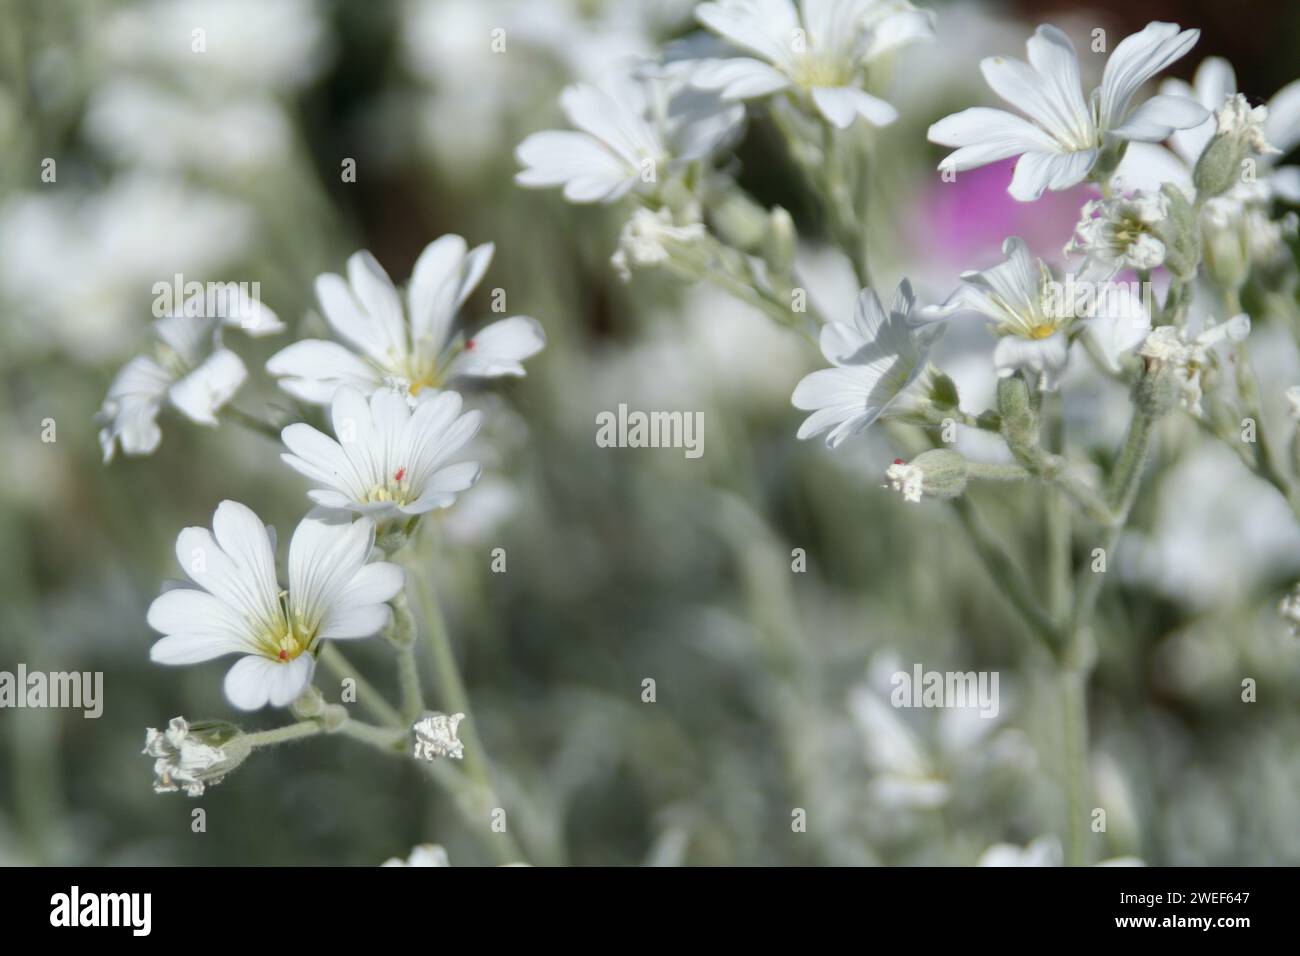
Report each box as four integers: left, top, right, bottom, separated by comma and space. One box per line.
695, 0, 800, 70
1266, 78, 1300, 156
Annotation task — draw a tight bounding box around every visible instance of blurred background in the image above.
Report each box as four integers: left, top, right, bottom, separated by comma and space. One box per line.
1, 0, 1299, 866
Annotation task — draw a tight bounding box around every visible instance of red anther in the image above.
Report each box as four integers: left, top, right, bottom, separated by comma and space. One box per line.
893, 458, 905, 465
278, 650, 288, 661
465, 338, 476, 350
395, 466, 407, 482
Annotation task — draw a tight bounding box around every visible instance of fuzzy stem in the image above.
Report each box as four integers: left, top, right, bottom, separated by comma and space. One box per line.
965, 461, 1031, 482
242, 720, 325, 749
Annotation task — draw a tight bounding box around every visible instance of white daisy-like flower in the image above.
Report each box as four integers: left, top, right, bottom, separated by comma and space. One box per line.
267, 235, 545, 405
791, 279, 943, 448
412, 712, 466, 761
515, 65, 744, 204
147, 501, 404, 711
96, 313, 260, 463
884, 458, 924, 503
1119, 57, 1300, 201
611, 206, 708, 280
281, 386, 482, 518
928, 22, 1207, 201
689, 0, 934, 129
929, 237, 1150, 390
1064, 191, 1169, 278
143, 717, 243, 797
1138, 313, 1250, 415
381, 844, 451, 867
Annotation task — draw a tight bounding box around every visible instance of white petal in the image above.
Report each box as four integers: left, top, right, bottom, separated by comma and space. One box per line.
282, 422, 370, 500
1110, 94, 1209, 142
559, 83, 661, 168
690, 57, 790, 99
266, 339, 382, 405
514, 130, 638, 204
318, 604, 391, 642
346, 251, 410, 360
980, 53, 1085, 146
315, 272, 392, 365
695, 0, 799, 68
1025, 25, 1091, 140
1099, 23, 1200, 132
1112, 142, 1193, 196
288, 511, 375, 631
811, 86, 897, 129
449, 316, 545, 378
409, 235, 492, 351
403, 462, 482, 514
224, 654, 315, 711
147, 588, 255, 660
168, 348, 247, 425
992, 333, 1070, 389
1266, 78, 1300, 156
928, 108, 1059, 170
1009, 149, 1096, 201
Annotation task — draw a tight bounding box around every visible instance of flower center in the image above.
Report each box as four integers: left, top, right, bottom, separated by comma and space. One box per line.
261, 593, 315, 664
365, 465, 414, 506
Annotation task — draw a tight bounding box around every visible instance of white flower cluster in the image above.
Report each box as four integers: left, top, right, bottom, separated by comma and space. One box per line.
111, 237, 545, 712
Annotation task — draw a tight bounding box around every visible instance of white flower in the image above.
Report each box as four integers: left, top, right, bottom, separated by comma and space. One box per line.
689, 0, 934, 129
147, 501, 404, 711
281, 387, 482, 518
96, 314, 256, 463
267, 235, 545, 405
929, 237, 1150, 390
884, 459, 924, 503
1064, 191, 1169, 277
143, 717, 242, 797
1138, 313, 1250, 415
791, 279, 942, 447
412, 712, 466, 761
928, 22, 1207, 201
611, 207, 708, 280
381, 844, 451, 867
515, 66, 744, 203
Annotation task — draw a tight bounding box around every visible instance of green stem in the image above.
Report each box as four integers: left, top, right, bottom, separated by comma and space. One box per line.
407, 549, 527, 865
965, 461, 1032, 482
1060, 668, 1090, 866
335, 719, 408, 752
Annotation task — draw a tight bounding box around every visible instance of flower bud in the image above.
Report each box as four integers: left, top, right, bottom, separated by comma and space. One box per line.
885, 450, 968, 503
996, 374, 1038, 460
710, 189, 770, 251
